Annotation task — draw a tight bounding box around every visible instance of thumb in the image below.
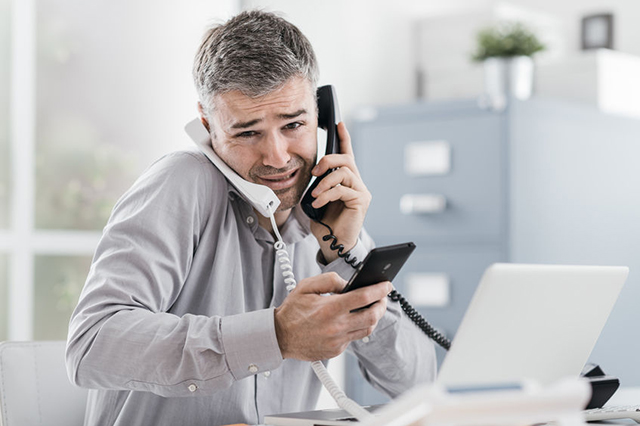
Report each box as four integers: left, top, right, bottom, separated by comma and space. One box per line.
298, 272, 346, 295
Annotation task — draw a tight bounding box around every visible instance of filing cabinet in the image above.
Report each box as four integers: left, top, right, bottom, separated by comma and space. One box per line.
346, 99, 509, 405
358, 113, 506, 244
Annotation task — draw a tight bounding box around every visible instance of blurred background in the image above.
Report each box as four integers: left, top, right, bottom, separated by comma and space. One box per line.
2, 0, 640, 408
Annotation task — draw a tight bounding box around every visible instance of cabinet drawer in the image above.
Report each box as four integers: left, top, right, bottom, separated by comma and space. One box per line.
354, 114, 505, 244
384, 242, 507, 339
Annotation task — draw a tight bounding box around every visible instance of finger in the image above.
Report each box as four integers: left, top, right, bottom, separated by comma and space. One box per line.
311, 185, 371, 211
347, 327, 374, 342
337, 281, 392, 312
348, 300, 387, 333
312, 153, 359, 178
311, 168, 365, 197
337, 122, 354, 156
346, 302, 386, 338
298, 272, 346, 294
355, 281, 393, 302
341, 308, 378, 333
311, 185, 359, 209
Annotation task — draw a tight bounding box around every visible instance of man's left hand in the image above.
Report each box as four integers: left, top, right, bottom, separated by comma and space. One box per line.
309, 122, 371, 263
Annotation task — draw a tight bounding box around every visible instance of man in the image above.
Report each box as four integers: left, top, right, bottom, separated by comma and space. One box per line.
66, 10, 436, 426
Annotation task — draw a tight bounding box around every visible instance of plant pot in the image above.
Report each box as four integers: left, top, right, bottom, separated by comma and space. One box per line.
482, 56, 534, 110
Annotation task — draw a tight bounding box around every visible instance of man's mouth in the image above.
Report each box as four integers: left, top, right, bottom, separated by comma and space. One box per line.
257, 168, 300, 191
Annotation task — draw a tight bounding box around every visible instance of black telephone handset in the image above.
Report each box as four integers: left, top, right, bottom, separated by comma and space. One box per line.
301, 85, 341, 222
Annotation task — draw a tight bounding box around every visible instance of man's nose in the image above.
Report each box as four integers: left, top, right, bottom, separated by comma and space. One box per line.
261, 132, 291, 169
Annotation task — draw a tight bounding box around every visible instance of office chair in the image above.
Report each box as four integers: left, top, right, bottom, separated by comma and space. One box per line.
0, 341, 88, 426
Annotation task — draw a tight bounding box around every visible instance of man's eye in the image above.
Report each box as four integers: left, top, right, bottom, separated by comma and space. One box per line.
284, 122, 302, 130
236, 131, 257, 138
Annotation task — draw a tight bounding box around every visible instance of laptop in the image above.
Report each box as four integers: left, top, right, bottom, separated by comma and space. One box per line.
437, 263, 628, 387
264, 263, 628, 426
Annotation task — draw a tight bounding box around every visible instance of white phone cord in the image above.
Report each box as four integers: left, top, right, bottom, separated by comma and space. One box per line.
267, 206, 372, 421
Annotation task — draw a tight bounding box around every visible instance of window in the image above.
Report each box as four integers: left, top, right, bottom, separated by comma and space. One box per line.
0, 0, 10, 343
3, 0, 234, 340
34, 255, 92, 339
35, 0, 144, 230
0, 0, 10, 230
0, 255, 7, 340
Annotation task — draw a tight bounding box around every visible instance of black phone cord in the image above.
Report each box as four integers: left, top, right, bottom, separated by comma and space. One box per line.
317, 221, 362, 268
388, 290, 451, 351
317, 219, 451, 351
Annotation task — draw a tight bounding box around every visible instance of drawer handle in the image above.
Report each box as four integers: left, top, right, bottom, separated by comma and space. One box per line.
406, 273, 450, 307
400, 194, 447, 214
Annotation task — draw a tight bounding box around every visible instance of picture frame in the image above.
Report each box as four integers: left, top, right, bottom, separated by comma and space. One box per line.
581, 13, 614, 50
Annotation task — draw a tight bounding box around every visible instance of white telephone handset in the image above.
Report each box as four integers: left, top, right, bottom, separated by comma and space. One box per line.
184, 118, 281, 218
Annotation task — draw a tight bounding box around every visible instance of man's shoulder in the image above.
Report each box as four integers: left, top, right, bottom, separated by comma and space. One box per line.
113, 149, 231, 218
152, 149, 216, 172
145, 149, 227, 188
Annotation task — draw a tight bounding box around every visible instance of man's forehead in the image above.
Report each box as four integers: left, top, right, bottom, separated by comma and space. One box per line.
212, 79, 315, 125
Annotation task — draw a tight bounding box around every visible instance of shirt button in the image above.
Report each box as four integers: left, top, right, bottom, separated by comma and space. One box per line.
263, 371, 271, 378
246, 216, 255, 225
248, 364, 258, 374
362, 336, 370, 343
229, 193, 236, 201
188, 383, 198, 392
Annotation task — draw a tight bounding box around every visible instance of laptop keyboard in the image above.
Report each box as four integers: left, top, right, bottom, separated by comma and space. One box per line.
584, 405, 640, 423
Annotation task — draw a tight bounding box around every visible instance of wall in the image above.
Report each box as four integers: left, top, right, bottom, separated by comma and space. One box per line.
509, 98, 640, 384
241, 0, 640, 118
241, 0, 484, 117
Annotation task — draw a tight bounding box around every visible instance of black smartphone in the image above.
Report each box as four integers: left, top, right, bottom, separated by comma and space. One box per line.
341, 242, 416, 294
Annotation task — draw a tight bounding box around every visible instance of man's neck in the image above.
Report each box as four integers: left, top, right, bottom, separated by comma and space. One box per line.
256, 207, 292, 239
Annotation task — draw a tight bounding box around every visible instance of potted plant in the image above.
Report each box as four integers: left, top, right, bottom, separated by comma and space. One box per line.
471, 22, 546, 109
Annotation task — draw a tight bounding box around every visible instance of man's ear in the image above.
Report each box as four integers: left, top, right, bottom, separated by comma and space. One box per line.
197, 102, 210, 132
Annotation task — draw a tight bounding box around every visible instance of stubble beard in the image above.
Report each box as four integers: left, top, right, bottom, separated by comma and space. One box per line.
249, 155, 316, 213
274, 159, 315, 212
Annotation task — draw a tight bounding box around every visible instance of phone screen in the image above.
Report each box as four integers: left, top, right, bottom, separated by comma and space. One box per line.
341, 242, 416, 294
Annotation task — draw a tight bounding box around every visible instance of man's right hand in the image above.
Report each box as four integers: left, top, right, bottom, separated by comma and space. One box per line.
274, 272, 391, 361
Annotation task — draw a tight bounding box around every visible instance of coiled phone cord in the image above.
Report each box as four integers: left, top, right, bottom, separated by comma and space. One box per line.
317, 220, 452, 351
388, 290, 451, 350
267, 206, 373, 422
316, 221, 362, 268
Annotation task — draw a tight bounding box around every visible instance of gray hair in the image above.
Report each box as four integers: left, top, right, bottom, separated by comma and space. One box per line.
193, 10, 319, 115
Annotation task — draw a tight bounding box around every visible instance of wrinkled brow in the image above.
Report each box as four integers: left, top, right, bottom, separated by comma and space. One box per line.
230, 109, 308, 130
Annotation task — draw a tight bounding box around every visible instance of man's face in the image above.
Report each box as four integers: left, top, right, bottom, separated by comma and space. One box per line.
206, 77, 318, 213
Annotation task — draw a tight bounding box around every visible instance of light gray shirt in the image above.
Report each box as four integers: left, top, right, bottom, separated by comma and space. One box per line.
66, 150, 436, 426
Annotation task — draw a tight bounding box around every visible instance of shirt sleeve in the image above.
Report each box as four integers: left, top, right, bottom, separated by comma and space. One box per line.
65, 151, 283, 398
348, 300, 438, 398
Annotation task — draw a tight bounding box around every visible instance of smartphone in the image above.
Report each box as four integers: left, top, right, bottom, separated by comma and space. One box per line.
341, 242, 416, 294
